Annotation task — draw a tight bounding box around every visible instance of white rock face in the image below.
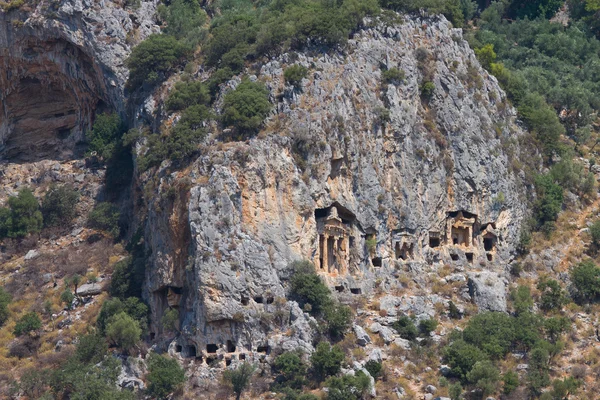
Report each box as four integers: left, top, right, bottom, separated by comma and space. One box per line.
142, 15, 528, 360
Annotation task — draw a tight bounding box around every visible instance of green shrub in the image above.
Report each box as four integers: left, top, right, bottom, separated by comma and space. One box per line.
109, 256, 145, 300
323, 303, 352, 339
527, 344, 551, 396
325, 372, 371, 400
380, 0, 469, 27
41, 185, 79, 228
284, 65, 309, 89
289, 261, 332, 315
420, 81, 435, 99
88, 202, 120, 237
126, 34, 189, 90
418, 318, 438, 336
310, 342, 344, 381
75, 333, 108, 365
105, 312, 141, 351
537, 278, 567, 311
510, 285, 534, 315
158, 0, 207, 46
60, 289, 75, 310
448, 301, 461, 319
222, 78, 271, 136
273, 351, 307, 390
87, 113, 126, 160
463, 312, 515, 359
364, 360, 382, 379
466, 360, 500, 396
97, 297, 149, 335
161, 308, 179, 332
392, 315, 418, 340
146, 353, 186, 398
166, 81, 211, 112
570, 260, 600, 303
533, 174, 563, 234
224, 362, 256, 400
0, 286, 11, 326
503, 370, 519, 395
443, 339, 488, 380
0, 189, 43, 238
382, 67, 405, 84
589, 219, 600, 248
544, 317, 570, 343
14, 312, 41, 336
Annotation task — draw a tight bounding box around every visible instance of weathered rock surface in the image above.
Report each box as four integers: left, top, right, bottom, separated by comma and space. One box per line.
0, 0, 159, 161
467, 271, 508, 312
142, 15, 528, 359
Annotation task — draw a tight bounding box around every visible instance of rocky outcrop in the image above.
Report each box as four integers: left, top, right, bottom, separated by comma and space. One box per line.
0, 0, 159, 161
142, 15, 528, 362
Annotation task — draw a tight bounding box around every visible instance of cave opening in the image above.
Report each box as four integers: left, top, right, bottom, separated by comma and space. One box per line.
0, 38, 110, 163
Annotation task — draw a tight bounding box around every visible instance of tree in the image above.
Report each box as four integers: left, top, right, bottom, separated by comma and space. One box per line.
527, 345, 551, 396
88, 202, 120, 237
284, 65, 309, 89
544, 317, 571, 343
41, 185, 79, 228
126, 34, 188, 90
364, 360, 382, 379
60, 289, 75, 310
323, 303, 352, 339
534, 174, 564, 234
75, 333, 108, 365
224, 362, 256, 400
14, 312, 42, 336
273, 351, 307, 390
466, 360, 500, 396
503, 371, 519, 395
537, 278, 568, 311
444, 339, 488, 380
146, 353, 186, 399
462, 312, 515, 358
4, 188, 43, 238
310, 342, 344, 381
289, 261, 332, 315
0, 286, 11, 326
105, 312, 141, 351
87, 113, 126, 160
325, 372, 371, 400
222, 78, 271, 135
570, 260, 600, 302
97, 297, 148, 335
590, 219, 600, 249
392, 315, 418, 340
418, 318, 438, 336
511, 285, 534, 315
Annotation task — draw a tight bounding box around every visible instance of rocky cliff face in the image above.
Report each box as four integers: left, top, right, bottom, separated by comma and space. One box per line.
142, 16, 529, 365
0, 0, 159, 162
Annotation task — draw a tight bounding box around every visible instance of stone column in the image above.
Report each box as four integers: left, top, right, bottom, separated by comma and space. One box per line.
322, 234, 328, 273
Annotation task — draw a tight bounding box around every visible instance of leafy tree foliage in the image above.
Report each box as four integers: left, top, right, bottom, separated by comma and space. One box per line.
533, 174, 564, 234
380, 0, 475, 27
41, 185, 80, 228
310, 342, 344, 381
146, 353, 186, 399
0, 286, 11, 327
14, 312, 42, 336
222, 78, 271, 135
444, 339, 488, 380
537, 278, 568, 311
325, 372, 371, 400
570, 260, 600, 302
289, 261, 332, 315
97, 297, 149, 335
224, 362, 256, 400
462, 312, 515, 359
392, 315, 418, 340
87, 113, 127, 160
109, 256, 146, 300
0, 188, 43, 239
511, 285, 534, 315
126, 34, 189, 90
60, 289, 75, 310
466, 360, 500, 396
166, 81, 211, 112
273, 351, 308, 390
88, 202, 121, 237
105, 312, 142, 351
158, 0, 207, 46
284, 64, 309, 88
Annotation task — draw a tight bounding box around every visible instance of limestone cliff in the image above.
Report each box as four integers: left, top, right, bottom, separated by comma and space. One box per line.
0, 0, 159, 162
141, 16, 529, 365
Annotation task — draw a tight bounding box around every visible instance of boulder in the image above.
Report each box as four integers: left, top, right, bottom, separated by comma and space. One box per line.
354, 325, 371, 346
467, 271, 507, 312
